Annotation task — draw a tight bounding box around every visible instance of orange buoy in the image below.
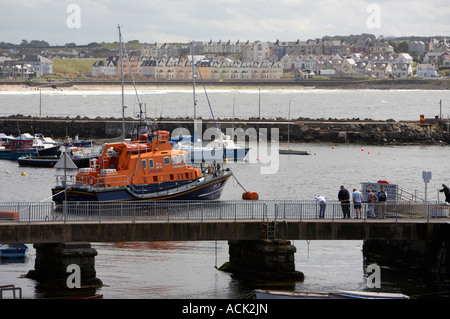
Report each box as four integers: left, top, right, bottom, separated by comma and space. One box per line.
0, 211, 19, 220
242, 191, 259, 200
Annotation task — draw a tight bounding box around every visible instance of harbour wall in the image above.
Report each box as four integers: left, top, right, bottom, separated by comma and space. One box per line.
1, 116, 450, 145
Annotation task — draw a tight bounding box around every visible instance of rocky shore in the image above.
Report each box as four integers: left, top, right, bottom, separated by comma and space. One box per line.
279, 118, 450, 145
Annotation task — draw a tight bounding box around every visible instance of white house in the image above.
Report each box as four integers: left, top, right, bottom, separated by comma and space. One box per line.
416, 64, 438, 78
396, 53, 413, 64
92, 60, 116, 77
21, 55, 52, 77
392, 63, 413, 78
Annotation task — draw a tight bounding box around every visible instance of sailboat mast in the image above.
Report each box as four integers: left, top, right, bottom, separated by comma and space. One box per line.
191, 41, 197, 144
118, 24, 125, 140
288, 101, 291, 148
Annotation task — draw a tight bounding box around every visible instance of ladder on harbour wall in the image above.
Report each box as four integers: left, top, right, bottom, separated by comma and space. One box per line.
264, 220, 288, 271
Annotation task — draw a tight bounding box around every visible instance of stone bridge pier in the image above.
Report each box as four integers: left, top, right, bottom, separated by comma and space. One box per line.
26, 242, 103, 290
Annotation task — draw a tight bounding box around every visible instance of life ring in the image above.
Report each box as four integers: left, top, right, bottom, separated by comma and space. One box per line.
88, 176, 96, 186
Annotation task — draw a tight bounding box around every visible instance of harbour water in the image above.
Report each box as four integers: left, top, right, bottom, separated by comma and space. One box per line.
1, 88, 450, 299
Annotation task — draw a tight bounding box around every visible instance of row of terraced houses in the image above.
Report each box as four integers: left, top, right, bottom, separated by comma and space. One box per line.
92, 38, 450, 80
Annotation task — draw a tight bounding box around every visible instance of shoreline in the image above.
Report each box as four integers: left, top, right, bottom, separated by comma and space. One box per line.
0, 78, 449, 91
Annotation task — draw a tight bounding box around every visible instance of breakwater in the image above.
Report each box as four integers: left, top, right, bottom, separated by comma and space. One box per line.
1, 116, 450, 145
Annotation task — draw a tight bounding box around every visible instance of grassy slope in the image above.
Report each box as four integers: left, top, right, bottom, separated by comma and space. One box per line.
50, 58, 103, 76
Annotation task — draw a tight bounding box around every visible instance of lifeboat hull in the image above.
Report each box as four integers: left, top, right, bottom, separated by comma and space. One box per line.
52, 172, 231, 204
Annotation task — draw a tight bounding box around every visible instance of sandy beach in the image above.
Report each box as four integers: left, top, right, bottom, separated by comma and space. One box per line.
0, 78, 449, 92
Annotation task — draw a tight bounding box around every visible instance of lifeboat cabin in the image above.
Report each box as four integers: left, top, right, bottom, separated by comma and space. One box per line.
52, 131, 231, 203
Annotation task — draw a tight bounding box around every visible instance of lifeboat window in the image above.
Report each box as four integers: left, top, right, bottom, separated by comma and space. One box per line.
141, 159, 147, 169
185, 172, 189, 179
170, 174, 174, 180
153, 176, 158, 182
171, 156, 177, 164
163, 157, 170, 165
148, 159, 154, 169
179, 154, 185, 163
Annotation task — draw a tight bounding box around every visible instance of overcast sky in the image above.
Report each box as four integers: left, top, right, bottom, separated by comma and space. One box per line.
1, 0, 449, 45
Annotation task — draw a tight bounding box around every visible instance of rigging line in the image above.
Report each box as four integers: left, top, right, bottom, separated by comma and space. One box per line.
231, 173, 247, 192
198, 69, 220, 137
214, 240, 218, 269
39, 187, 70, 202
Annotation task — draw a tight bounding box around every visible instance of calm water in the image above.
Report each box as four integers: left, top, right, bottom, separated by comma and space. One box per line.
0, 88, 449, 121
1, 89, 450, 299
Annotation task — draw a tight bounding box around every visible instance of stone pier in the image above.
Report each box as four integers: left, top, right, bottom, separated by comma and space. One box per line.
26, 242, 103, 289
223, 240, 304, 282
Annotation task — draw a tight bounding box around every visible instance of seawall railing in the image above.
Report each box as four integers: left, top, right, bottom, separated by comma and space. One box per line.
0, 200, 448, 224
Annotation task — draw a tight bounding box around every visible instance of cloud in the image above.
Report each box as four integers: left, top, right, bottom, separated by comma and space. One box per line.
0, 0, 448, 45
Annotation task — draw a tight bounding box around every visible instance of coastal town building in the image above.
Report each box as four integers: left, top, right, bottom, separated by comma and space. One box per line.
92, 60, 116, 77
416, 63, 438, 78
408, 40, 426, 56
0, 62, 36, 79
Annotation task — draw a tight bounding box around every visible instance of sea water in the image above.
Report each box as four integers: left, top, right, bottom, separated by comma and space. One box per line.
0, 89, 449, 299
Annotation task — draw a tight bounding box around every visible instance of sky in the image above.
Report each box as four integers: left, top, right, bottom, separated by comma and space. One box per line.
0, 0, 449, 45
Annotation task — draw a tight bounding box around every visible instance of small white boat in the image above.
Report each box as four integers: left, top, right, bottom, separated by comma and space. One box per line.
172, 134, 249, 162
254, 289, 409, 299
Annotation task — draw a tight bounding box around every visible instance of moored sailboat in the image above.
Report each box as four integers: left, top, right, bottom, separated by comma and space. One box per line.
279, 102, 311, 155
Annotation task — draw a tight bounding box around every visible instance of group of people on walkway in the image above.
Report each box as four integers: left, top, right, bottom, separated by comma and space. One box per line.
315, 183, 450, 220
315, 185, 388, 219
338, 185, 387, 219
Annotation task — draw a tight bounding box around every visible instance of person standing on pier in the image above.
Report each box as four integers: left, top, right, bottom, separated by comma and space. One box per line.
377, 186, 388, 218
314, 195, 327, 218
367, 189, 377, 219
439, 184, 450, 203
338, 185, 351, 218
352, 188, 362, 219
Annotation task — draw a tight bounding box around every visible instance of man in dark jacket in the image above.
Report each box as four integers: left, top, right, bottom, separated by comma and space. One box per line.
440, 184, 450, 203
338, 185, 351, 218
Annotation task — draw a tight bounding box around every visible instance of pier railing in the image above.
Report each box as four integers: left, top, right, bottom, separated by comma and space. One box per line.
0, 200, 448, 224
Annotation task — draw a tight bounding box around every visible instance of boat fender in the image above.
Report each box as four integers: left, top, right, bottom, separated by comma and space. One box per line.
208, 166, 212, 174
242, 191, 259, 200
88, 176, 96, 186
